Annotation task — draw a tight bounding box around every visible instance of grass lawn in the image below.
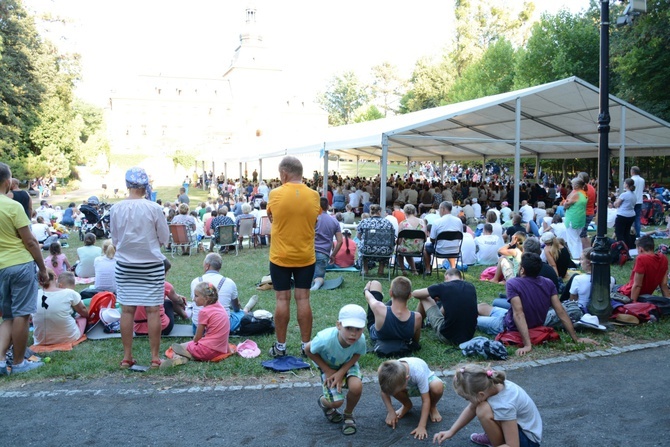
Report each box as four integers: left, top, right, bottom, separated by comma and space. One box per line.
10, 221, 670, 386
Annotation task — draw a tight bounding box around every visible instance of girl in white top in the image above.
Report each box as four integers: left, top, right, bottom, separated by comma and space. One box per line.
33, 270, 88, 345
570, 247, 615, 312
434, 364, 542, 447
94, 239, 117, 292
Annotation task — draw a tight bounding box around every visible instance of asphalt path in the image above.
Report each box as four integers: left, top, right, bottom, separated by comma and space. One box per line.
1, 344, 669, 447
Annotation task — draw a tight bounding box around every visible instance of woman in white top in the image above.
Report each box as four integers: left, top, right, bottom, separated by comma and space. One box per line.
485, 210, 503, 238
33, 270, 88, 345
569, 247, 615, 312
94, 239, 117, 293
614, 178, 637, 249
110, 167, 170, 369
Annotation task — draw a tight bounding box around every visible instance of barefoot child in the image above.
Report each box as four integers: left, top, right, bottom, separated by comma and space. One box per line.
163, 282, 230, 368
304, 304, 367, 436
433, 364, 542, 447
377, 357, 444, 440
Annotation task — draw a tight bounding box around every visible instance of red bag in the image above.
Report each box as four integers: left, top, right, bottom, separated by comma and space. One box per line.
480, 266, 497, 281
611, 302, 660, 323
87, 291, 116, 326
495, 326, 560, 347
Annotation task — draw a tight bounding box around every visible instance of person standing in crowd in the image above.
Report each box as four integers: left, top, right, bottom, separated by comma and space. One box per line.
267, 156, 321, 357
630, 166, 645, 238
110, 167, 170, 369
7, 178, 32, 220
0, 162, 48, 375
562, 177, 587, 260
613, 178, 637, 250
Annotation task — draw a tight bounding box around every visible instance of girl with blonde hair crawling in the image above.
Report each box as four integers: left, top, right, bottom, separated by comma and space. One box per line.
434, 364, 542, 447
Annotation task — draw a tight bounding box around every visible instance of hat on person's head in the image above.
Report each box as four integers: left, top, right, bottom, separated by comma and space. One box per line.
338, 304, 366, 328
342, 228, 352, 236
125, 167, 150, 189
50, 215, 58, 221
540, 232, 556, 244
501, 201, 509, 207
472, 198, 477, 203
575, 313, 606, 331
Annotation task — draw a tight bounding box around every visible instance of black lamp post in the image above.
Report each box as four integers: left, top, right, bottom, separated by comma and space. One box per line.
589, 0, 614, 318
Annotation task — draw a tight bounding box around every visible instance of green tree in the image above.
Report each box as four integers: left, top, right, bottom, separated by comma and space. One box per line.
353, 105, 384, 123
514, 9, 600, 88
611, 0, 670, 121
399, 55, 455, 113
453, 0, 535, 75
369, 62, 406, 117
0, 0, 45, 165
318, 71, 368, 126
448, 38, 517, 103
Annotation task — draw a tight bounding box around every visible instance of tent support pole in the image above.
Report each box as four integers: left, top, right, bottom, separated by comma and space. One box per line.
535, 155, 540, 181
440, 156, 445, 182
224, 162, 227, 183
239, 162, 243, 185
323, 151, 329, 198
619, 106, 626, 193
259, 158, 263, 183
211, 161, 215, 191
356, 156, 360, 177
380, 134, 389, 215
201, 161, 205, 190
514, 97, 521, 212
407, 157, 411, 177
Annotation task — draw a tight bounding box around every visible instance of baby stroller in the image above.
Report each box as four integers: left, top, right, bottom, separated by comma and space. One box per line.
640, 198, 665, 226
79, 197, 111, 240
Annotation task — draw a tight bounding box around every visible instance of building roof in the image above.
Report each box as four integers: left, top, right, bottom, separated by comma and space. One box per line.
255, 76, 670, 162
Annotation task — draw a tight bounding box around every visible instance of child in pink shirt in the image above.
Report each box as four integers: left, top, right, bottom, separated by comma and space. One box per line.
45, 241, 71, 277
164, 281, 230, 368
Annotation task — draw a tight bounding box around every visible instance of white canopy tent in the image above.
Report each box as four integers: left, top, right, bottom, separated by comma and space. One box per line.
248, 77, 670, 208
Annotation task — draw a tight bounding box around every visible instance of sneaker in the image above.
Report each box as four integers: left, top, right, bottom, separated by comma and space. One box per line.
470, 432, 493, 447
268, 342, 286, 357
0, 365, 9, 376
300, 343, 307, 357
11, 360, 44, 374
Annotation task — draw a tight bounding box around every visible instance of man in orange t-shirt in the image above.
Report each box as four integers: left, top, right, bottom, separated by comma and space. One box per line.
267, 156, 321, 357
579, 172, 596, 250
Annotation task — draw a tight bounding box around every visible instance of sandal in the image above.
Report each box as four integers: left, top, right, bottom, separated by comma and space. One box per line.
317, 396, 343, 423
120, 358, 137, 369
150, 359, 162, 369
342, 413, 357, 435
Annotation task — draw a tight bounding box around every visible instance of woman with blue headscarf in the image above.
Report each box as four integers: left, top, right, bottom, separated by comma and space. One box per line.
110, 167, 169, 368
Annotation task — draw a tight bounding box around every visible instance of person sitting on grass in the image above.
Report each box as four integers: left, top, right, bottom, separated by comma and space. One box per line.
364, 278, 422, 354
378, 357, 445, 440
163, 281, 230, 368
304, 304, 367, 436
32, 270, 88, 346
614, 235, 670, 302
412, 268, 478, 346
476, 252, 596, 356
488, 231, 526, 284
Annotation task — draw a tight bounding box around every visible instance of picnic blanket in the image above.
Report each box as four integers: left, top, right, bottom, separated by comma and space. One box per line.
325, 266, 359, 272
75, 277, 95, 285
317, 276, 344, 290
30, 334, 87, 353
86, 322, 194, 340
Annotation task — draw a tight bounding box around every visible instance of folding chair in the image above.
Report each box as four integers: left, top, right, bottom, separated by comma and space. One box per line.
237, 217, 256, 249
214, 224, 238, 256
169, 224, 196, 258
393, 229, 427, 277
359, 227, 396, 281
255, 215, 272, 247
431, 230, 463, 277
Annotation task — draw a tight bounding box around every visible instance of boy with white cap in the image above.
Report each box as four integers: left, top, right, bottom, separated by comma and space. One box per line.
304, 304, 367, 436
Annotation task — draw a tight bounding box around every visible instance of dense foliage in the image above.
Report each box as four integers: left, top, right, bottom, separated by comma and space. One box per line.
0, 0, 106, 180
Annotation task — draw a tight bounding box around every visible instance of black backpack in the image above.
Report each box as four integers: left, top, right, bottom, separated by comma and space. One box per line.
610, 241, 630, 266
233, 314, 275, 336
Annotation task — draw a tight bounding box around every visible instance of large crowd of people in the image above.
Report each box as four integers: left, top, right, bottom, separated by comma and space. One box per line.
2, 157, 670, 444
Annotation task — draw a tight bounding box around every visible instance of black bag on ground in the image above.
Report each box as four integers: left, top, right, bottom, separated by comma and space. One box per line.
610, 240, 630, 266
638, 295, 670, 317
372, 338, 420, 358
233, 314, 275, 336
